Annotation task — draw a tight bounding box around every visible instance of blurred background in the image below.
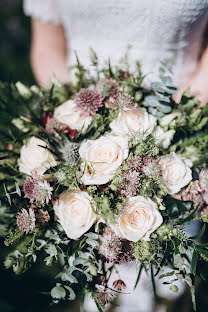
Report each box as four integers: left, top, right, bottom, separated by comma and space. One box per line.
0, 0, 34, 84
0, 1, 208, 312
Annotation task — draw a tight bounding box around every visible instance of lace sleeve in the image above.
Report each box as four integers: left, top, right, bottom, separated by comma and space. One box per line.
23, 0, 62, 25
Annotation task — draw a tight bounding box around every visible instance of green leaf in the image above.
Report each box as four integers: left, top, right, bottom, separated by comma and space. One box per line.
73, 257, 89, 266
134, 264, 144, 290
84, 232, 99, 240
61, 273, 78, 284
151, 265, 157, 301
64, 286, 76, 301
86, 238, 99, 248
190, 224, 206, 240
191, 250, 197, 275
190, 285, 196, 312
51, 284, 66, 299
145, 96, 159, 107
159, 271, 175, 279
179, 204, 199, 225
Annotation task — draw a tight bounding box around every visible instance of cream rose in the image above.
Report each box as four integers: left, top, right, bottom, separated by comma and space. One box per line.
19, 137, 57, 175
111, 196, 163, 242
152, 126, 175, 149
53, 190, 97, 239
159, 152, 192, 195
54, 99, 92, 131
79, 135, 128, 185
110, 107, 156, 138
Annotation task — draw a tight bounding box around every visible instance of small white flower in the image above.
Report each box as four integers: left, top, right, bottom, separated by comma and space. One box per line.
19, 137, 57, 176
53, 190, 97, 239
111, 196, 163, 242
152, 126, 175, 149
110, 107, 156, 138
79, 135, 129, 185
54, 99, 92, 131
159, 152, 192, 195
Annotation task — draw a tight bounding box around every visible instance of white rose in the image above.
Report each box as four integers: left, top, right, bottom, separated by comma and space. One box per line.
111, 196, 163, 242
19, 137, 57, 175
152, 126, 175, 149
54, 190, 97, 239
54, 99, 92, 131
159, 152, 192, 195
79, 135, 128, 185
110, 107, 156, 138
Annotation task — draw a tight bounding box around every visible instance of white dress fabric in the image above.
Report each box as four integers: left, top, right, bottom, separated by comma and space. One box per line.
23, 1, 207, 311
24, 0, 208, 87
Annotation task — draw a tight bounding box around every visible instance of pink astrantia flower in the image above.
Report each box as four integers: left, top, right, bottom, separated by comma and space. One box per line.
97, 227, 122, 263
120, 169, 141, 197
199, 169, 208, 191
141, 157, 162, 178
16, 208, 36, 234
23, 174, 53, 204
118, 240, 134, 264
96, 78, 120, 98
74, 88, 103, 116
112, 279, 126, 291
37, 209, 50, 223
96, 286, 116, 305
97, 227, 134, 264
201, 206, 208, 216
180, 180, 204, 210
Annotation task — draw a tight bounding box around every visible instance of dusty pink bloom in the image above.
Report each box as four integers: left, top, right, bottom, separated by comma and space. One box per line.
112, 279, 126, 291
23, 175, 53, 204
97, 227, 122, 263
203, 192, 208, 204
141, 157, 161, 178
96, 78, 120, 98
96, 286, 116, 305
118, 240, 134, 264
180, 181, 204, 210
16, 208, 36, 234
37, 209, 50, 223
126, 154, 142, 171
45, 115, 64, 135
199, 169, 208, 191
116, 92, 137, 110
121, 170, 141, 197
201, 206, 208, 217
74, 88, 103, 116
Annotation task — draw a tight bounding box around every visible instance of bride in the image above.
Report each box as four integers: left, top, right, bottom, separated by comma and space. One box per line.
23, 0, 208, 311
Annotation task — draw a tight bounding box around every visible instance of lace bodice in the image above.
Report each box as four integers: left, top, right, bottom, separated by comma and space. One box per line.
24, 0, 208, 87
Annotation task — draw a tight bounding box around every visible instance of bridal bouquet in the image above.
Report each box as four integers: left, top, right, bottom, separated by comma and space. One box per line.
0, 51, 208, 311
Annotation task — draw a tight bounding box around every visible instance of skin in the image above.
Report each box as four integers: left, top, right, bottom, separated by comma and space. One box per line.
31, 19, 208, 105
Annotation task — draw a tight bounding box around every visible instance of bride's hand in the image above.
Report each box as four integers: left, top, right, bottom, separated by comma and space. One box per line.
173, 45, 208, 106
173, 69, 208, 106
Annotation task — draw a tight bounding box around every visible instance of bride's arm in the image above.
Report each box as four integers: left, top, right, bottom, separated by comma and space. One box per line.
31, 19, 69, 86
173, 44, 208, 106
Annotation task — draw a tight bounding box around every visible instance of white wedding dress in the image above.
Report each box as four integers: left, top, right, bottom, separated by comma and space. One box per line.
23, 1, 208, 311
24, 0, 208, 88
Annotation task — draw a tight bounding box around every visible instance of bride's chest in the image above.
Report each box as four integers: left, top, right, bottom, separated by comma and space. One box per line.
59, 0, 208, 41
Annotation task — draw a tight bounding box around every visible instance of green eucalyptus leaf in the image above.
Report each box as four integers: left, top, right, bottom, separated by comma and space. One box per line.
151, 82, 166, 93
64, 286, 76, 300
157, 103, 172, 113
86, 238, 99, 248
84, 232, 99, 240
145, 96, 159, 107
61, 273, 78, 284
51, 284, 66, 299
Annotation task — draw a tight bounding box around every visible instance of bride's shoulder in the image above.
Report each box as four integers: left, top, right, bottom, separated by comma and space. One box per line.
23, 0, 61, 25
